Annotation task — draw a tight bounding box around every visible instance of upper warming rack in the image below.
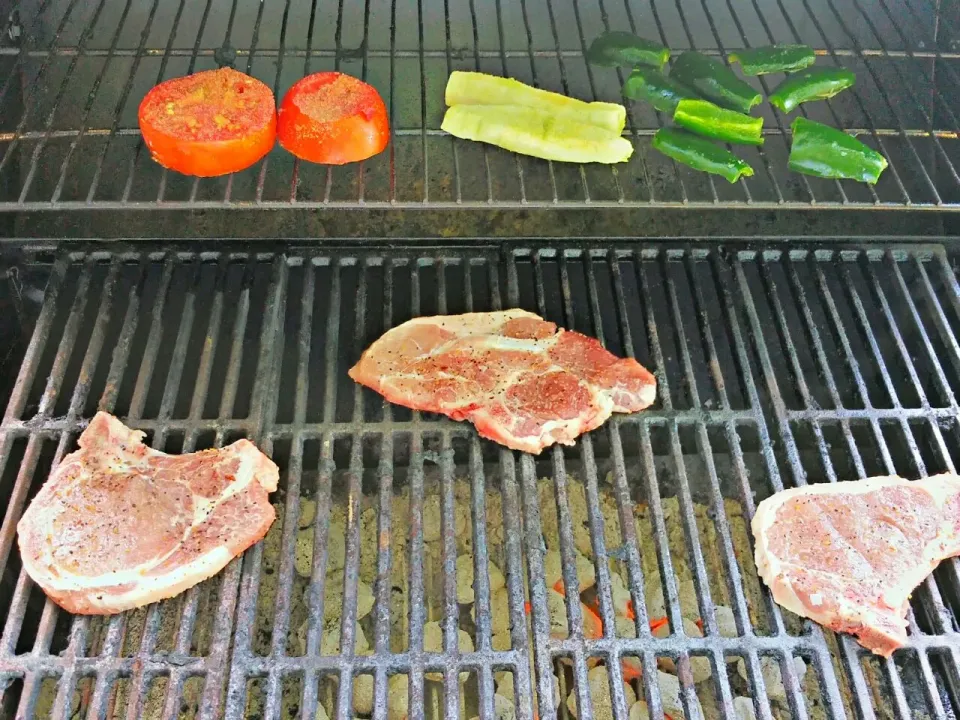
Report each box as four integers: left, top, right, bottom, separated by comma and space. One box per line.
0, 0, 959, 211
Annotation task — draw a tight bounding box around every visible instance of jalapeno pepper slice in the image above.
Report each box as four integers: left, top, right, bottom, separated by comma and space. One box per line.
673, 98, 764, 145
669, 51, 762, 114
586, 31, 671, 68
622, 67, 697, 112
728, 45, 816, 75
652, 127, 754, 183
788, 117, 887, 183
769, 67, 856, 113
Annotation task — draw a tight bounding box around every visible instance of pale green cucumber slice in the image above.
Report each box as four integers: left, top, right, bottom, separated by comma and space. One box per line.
441, 104, 633, 164
444, 71, 626, 134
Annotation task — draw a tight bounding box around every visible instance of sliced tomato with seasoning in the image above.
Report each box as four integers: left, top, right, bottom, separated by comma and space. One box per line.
277, 72, 389, 165
138, 67, 277, 177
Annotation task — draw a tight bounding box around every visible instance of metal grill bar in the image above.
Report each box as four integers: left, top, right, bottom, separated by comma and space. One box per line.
571, 260, 648, 718
8, 125, 960, 144
4, 47, 960, 61
1, 0, 960, 211
750, 255, 885, 720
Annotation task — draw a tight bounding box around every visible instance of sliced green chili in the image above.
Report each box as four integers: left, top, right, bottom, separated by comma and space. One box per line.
769, 67, 856, 113
622, 67, 698, 112
788, 117, 887, 184
586, 32, 670, 69
668, 50, 762, 114
673, 98, 764, 145
652, 127, 754, 183
728, 44, 816, 75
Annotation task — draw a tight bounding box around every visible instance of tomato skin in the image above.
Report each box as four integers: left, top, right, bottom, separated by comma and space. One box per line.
277, 72, 389, 165
138, 68, 277, 177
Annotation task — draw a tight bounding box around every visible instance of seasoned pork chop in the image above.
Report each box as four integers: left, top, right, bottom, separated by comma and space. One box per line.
753, 474, 960, 655
348, 310, 656, 453
17, 412, 279, 615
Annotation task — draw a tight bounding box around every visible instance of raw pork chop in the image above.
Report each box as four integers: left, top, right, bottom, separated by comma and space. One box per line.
753, 474, 960, 655
17, 412, 278, 615
348, 310, 656, 453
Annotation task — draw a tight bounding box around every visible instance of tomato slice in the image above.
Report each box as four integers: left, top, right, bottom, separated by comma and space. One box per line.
277, 72, 389, 165
138, 67, 277, 177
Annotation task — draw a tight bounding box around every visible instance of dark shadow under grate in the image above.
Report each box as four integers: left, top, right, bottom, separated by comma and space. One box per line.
0, 241, 959, 720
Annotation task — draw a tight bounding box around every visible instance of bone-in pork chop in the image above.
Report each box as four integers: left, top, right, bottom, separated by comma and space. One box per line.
348, 310, 656, 453
17, 412, 279, 615
753, 474, 960, 655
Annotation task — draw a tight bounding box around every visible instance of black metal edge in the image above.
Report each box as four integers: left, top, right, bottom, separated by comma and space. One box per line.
0, 208, 949, 241
0, 235, 958, 258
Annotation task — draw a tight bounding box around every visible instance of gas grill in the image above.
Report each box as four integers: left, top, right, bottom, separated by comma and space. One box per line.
2, 0, 960, 718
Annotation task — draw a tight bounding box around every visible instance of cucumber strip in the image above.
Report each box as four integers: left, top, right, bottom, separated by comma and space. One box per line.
441, 104, 634, 164
444, 71, 626, 134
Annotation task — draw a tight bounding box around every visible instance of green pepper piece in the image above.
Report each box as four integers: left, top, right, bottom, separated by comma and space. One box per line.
622, 67, 697, 112
652, 127, 754, 183
668, 51, 762, 114
728, 44, 816, 75
788, 117, 887, 183
673, 98, 764, 145
769, 67, 856, 113
586, 31, 671, 68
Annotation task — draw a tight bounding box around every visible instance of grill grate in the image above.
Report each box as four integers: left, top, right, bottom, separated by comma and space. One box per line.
1, 241, 960, 720
0, 0, 960, 212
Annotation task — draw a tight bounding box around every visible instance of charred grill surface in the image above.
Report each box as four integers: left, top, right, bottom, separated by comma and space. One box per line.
0, 241, 958, 719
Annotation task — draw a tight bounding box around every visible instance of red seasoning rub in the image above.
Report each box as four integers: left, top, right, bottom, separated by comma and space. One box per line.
138, 67, 277, 177
753, 474, 960, 655
277, 72, 389, 165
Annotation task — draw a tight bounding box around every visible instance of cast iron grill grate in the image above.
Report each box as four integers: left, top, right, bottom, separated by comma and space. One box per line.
1, 0, 960, 210
0, 241, 959, 720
